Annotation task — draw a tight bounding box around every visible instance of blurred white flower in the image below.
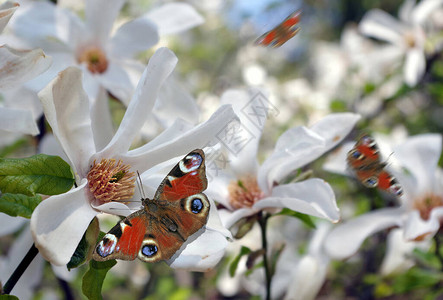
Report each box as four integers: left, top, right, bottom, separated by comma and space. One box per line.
205, 88, 361, 229
324, 134, 443, 263
30, 48, 236, 267
359, 0, 443, 86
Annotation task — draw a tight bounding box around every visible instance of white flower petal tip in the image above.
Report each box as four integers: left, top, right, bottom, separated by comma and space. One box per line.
0, 1, 19, 33
0, 46, 52, 90
0, 107, 39, 135
145, 3, 204, 36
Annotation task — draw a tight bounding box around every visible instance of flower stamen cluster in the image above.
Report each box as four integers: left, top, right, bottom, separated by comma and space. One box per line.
228, 175, 265, 209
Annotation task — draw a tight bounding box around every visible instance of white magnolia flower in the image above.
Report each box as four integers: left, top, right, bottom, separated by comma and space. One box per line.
9, 0, 202, 101
359, 0, 443, 86
30, 47, 236, 267
205, 88, 361, 229
0, 1, 18, 33
324, 134, 443, 262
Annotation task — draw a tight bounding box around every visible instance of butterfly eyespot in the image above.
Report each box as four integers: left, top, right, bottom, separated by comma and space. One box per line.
96, 234, 118, 258
389, 183, 403, 196
179, 153, 203, 173
138, 238, 161, 262
349, 150, 362, 160
183, 194, 209, 215
364, 177, 378, 188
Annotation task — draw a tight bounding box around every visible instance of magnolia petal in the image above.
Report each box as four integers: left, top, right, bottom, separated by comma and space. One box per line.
411, 0, 443, 25
204, 170, 233, 209
398, 0, 415, 23
258, 126, 324, 193
0, 46, 51, 90
168, 229, 228, 271
144, 2, 204, 36
403, 209, 443, 241
0, 1, 19, 33
324, 207, 403, 259
219, 207, 256, 229
0, 107, 39, 135
309, 113, 361, 151
90, 87, 114, 152
85, 0, 124, 46
380, 228, 431, 275
30, 181, 98, 266
0, 213, 26, 236
38, 67, 95, 178
220, 88, 269, 177
404, 48, 426, 87
122, 104, 236, 173
284, 255, 328, 300
110, 17, 159, 58
95, 61, 134, 102
394, 134, 442, 195
98, 47, 178, 157
206, 197, 232, 239
359, 9, 404, 46
323, 142, 354, 176
255, 179, 339, 222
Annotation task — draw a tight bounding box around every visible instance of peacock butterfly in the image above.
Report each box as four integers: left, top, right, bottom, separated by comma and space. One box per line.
93, 149, 210, 263
347, 134, 403, 196
255, 9, 301, 48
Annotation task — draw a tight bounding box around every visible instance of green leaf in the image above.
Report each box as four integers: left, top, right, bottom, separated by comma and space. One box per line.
0, 295, 20, 300
0, 154, 75, 196
229, 246, 251, 277
0, 193, 41, 218
82, 259, 117, 300
392, 267, 442, 294
274, 208, 316, 229
67, 218, 100, 270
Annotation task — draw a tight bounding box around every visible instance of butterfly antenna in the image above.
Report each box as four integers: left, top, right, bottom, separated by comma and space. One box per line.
136, 171, 147, 200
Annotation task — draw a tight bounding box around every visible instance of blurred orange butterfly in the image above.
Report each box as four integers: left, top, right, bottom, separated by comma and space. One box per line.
255, 10, 301, 48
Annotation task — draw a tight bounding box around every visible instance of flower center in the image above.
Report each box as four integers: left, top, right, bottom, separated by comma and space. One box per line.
228, 175, 265, 209
87, 159, 135, 203
413, 193, 443, 220
404, 31, 416, 48
77, 46, 108, 74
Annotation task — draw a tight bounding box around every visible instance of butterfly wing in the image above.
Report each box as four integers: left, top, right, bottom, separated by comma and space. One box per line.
255, 9, 301, 47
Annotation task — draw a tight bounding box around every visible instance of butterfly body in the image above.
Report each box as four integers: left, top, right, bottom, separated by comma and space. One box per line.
93, 150, 210, 263
347, 135, 403, 196
255, 10, 301, 47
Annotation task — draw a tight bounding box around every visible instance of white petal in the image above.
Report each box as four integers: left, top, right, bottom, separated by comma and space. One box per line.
0, 214, 26, 236
204, 170, 233, 209
110, 17, 159, 58
380, 228, 431, 275
206, 198, 232, 239
38, 67, 96, 178
30, 181, 98, 266
255, 179, 340, 222
144, 2, 204, 36
0, 46, 51, 90
309, 113, 361, 151
122, 105, 236, 173
0, 1, 19, 33
90, 87, 114, 152
403, 209, 442, 240
394, 134, 442, 195
218, 207, 256, 229
98, 47, 177, 157
284, 255, 329, 300
95, 61, 134, 103
323, 143, 354, 176
324, 208, 403, 259
398, 0, 415, 22
85, 0, 124, 46
220, 88, 270, 177
168, 228, 228, 271
0, 107, 39, 135
258, 126, 324, 193
411, 0, 443, 24
404, 48, 426, 87
359, 9, 405, 46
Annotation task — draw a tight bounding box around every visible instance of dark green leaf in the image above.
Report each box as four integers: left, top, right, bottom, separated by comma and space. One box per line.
0, 295, 20, 300
67, 218, 100, 270
0, 193, 41, 218
0, 154, 74, 196
274, 208, 316, 229
392, 267, 442, 293
82, 259, 117, 300
229, 246, 251, 277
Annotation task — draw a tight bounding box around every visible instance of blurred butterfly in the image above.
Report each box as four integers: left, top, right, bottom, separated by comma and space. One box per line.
347, 134, 403, 196
255, 10, 301, 48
